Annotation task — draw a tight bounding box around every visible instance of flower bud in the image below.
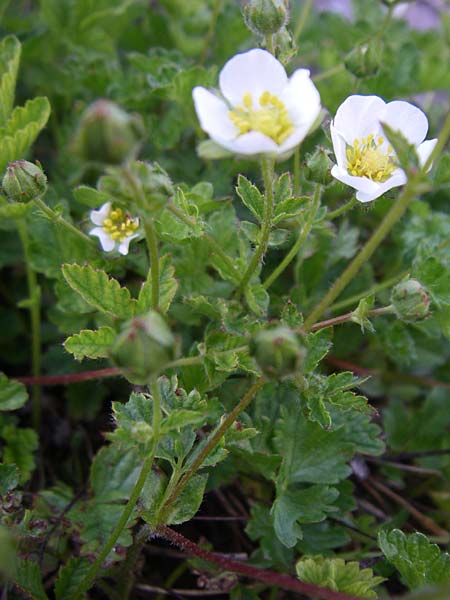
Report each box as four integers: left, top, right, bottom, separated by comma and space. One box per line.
2, 160, 47, 202
391, 279, 430, 323
73, 100, 144, 165
243, 0, 289, 36
99, 160, 174, 214
250, 326, 306, 379
304, 147, 333, 186
344, 40, 383, 78
110, 311, 176, 384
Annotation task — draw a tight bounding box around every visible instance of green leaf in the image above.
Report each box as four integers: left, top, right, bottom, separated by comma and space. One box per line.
0, 200, 33, 220
54, 558, 91, 600
62, 264, 134, 319
0, 35, 21, 127
305, 329, 333, 373
2, 425, 38, 484
273, 196, 308, 225
14, 559, 48, 600
236, 175, 264, 222
244, 283, 269, 316
0, 524, 17, 578
378, 529, 450, 590
0, 372, 28, 411
0, 462, 19, 494
91, 444, 143, 502
136, 255, 178, 315
166, 473, 208, 525
296, 556, 385, 599
272, 485, 339, 547
381, 121, 420, 174
0, 97, 51, 173
351, 294, 376, 333
64, 326, 116, 360
72, 185, 109, 208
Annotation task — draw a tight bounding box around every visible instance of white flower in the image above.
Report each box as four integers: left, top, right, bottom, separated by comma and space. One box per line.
192, 48, 321, 158
89, 202, 139, 255
330, 95, 438, 203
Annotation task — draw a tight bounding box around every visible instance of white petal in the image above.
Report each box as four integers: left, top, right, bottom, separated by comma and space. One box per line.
330, 165, 380, 194
90, 202, 111, 226
278, 121, 317, 154
330, 123, 348, 169
381, 100, 429, 145
417, 138, 438, 170
355, 172, 407, 203
333, 95, 386, 143
118, 233, 139, 256
219, 48, 288, 107
281, 69, 321, 129
90, 228, 115, 252
213, 130, 280, 156
192, 87, 237, 140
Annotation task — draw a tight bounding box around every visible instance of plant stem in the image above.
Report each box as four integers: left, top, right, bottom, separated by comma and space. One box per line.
199, 0, 222, 66
423, 110, 450, 172
326, 197, 357, 220
157, 377, 265, 524
70, 376, 162, 600
309, 306, 394, 332
265, 34, 275, 54
328, 271, 407, 313
294, 0, 314, 42
312, 64, 345, 83
142, 217, 160, 311
33, 197, 94, 246
117, 524, 152, 599
293, 147, 300, 194
17, 221, 42, 429
303, 183, 419, 330
263, 184, 321, 290
167, 203, 238, 282
238, 157, 275, 293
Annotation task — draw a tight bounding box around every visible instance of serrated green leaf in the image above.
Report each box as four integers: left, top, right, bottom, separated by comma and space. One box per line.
72, 185, 109, 208
54, 558, 90, 600
166, 473, 208, 525
0, 35, 21, 127
305, 328, 333, 372
0, 462, 19, 494
2, 425, 38, 484
273, 196, 308, 225
62, 264, 134, 319
381, 121, 420, 174
0, 372, 28, 411
236, 175, 264, 222
90, 444, 143, 502
0, 97, 51, 172
379, 529, 450, 590
64, 327, 115, 360
14, 559, 48, 600
245, 283, 269, 316
136, 255, 178, 315
296, 556, 385, 599
351, 294, 376, 333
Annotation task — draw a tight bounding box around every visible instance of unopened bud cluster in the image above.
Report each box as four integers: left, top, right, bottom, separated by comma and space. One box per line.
250, 325, 306, 379
344, 40, 382, 78
391, 279, 430, 323
305, 147, 333, 186
2, 160, 47, 202
243, 0, 289, 36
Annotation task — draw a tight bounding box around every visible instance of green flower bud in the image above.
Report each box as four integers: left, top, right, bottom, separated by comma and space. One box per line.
74, 99, 144, 165
391, 279, 430, 323
250, 326, 306, 379
304, 147, 333, 186
344, 40, 383, 79
99, 160, 174, 214
110, 311, 176, 384
243, 0, 289, 36
2, 160, 47, 202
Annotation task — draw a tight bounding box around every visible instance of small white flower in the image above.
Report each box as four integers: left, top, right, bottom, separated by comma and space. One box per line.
330, 95, 438, 203
89, 202, 139, 255
192, 48, 321, 158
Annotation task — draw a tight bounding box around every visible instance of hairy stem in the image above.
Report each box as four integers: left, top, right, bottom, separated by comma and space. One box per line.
294, 0, 314, 42
326, 197, 357, 220
17, 222, 42, 429
309, 305, 395, 331
238, 157, 275, 293
199, 0, 222, 65
157, 377, 266, 524
34, 197, 94, 246
263, 184, 321, 290
70, 376, 162, 600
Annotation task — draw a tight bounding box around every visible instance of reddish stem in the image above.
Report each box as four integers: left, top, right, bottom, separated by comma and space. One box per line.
16, 367, 120, 386
156, 525, 361, 600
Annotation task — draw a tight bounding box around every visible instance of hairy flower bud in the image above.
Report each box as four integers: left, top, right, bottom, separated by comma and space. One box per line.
250, 326, 306, 379
110, 311, 176, 384
2, 160, 47, 202
74, 99, 144, 165
344, 40, 383, 78
243, 0, 289, 36
304, 147, 333, 185
391, 279, 430, 323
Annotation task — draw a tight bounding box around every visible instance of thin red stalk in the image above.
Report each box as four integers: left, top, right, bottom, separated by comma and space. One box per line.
16, 368, 120, 386
156, 525, 362, 600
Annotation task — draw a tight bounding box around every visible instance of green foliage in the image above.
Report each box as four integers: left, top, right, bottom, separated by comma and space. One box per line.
64, 326, 116, 360
379, 530, 450, 590
14, 559, 48, 600
54, 558, 91, 600
296, 556, 385, 599
0, 35, 20, 126
0, 373, 28, 410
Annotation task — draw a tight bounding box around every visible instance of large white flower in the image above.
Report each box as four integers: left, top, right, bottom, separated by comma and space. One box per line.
330, 95, 437, 203
192, 48, 321, 158
89, 202, 139, 255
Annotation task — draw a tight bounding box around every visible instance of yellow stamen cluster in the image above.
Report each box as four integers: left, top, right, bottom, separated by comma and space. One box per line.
102, 207, 139, 242
346, 134, 397, 182
229, 90, 294, 145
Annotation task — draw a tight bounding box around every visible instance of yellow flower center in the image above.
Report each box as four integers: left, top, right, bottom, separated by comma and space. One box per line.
229, 91, 294, 145
346, 134, 398, 182
102, 207, 139, 242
